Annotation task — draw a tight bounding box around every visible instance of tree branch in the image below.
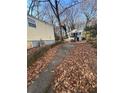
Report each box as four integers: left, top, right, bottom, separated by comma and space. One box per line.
39, 0, 48, 2
27, 0, 34, 15
47, 0, 57, 9
59, 1, 81, 15
47, 0, 58, 17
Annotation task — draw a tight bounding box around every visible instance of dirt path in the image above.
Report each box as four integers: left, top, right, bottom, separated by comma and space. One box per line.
27, 43, 74, 93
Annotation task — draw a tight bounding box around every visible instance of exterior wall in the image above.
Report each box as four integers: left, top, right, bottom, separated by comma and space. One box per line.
44, 40, 55, 45
27, 40, 55, 49
27, 16, 55, 48
27, 42, 32, 49
68, 29, 83, 41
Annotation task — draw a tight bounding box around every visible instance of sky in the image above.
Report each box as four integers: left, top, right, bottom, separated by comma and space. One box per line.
27, 0, 96, 26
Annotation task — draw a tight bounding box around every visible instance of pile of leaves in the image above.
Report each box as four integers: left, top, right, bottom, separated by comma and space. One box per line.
27, 47, 41, 56
27, 45, 61, 86
27, 41, 64, 67
53, 43, 97, 93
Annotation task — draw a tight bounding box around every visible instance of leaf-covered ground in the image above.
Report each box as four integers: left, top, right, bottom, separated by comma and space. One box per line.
27, 47, 40, 56
27, 45, 61, 86
53, 43, 97, 93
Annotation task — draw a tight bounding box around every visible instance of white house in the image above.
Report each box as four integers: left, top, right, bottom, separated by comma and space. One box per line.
67, 28, 84, 41
27, 15, 55, 49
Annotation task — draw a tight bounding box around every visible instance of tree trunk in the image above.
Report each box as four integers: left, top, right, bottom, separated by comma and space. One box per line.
55, 0, 63, 41
58, 19, 63, 41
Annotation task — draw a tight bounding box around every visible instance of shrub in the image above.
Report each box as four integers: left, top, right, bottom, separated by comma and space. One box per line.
84, 24, 97, 40
87, 38, 97, 48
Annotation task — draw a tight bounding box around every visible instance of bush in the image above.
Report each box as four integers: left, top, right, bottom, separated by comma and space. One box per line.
82, 37, 86, 40
27, 41, 63, 67
87, 38, 97, 48
84, 24, 97, 40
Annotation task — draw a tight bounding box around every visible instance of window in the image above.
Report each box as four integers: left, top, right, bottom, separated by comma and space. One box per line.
28, 18, 36, 28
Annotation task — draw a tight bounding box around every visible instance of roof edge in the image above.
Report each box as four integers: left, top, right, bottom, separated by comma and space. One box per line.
27, 14, 53, 26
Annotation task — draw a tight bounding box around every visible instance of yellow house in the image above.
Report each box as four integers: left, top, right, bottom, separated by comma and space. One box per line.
27, 15, 55, 49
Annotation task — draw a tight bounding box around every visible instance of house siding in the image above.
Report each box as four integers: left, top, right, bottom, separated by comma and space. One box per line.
27, 16, 55, 49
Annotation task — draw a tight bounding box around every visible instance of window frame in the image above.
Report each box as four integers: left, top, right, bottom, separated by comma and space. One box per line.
27, 17, 36, 28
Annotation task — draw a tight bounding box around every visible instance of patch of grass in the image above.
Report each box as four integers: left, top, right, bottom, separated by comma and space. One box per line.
27, 41, 64, 67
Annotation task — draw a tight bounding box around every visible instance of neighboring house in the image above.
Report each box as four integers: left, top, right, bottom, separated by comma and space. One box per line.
67, 27, 84, 41
27, 15, 55, 49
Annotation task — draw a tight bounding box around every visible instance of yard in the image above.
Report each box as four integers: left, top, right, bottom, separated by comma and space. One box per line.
27, 41, 97, 93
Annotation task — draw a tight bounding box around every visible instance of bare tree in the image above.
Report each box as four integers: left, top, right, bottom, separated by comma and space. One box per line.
64, 6, 81, 31
27, 0, 35, 15
27, 0, 84, 40
80, 0, 97, 27
27, 0, 47, 18
47, 0, 81, 40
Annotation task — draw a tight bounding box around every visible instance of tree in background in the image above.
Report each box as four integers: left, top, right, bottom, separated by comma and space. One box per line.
80, 0, 97, 27
47, 0, 81, 40
27, 0, 82, 41
27, 0, 97, 41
